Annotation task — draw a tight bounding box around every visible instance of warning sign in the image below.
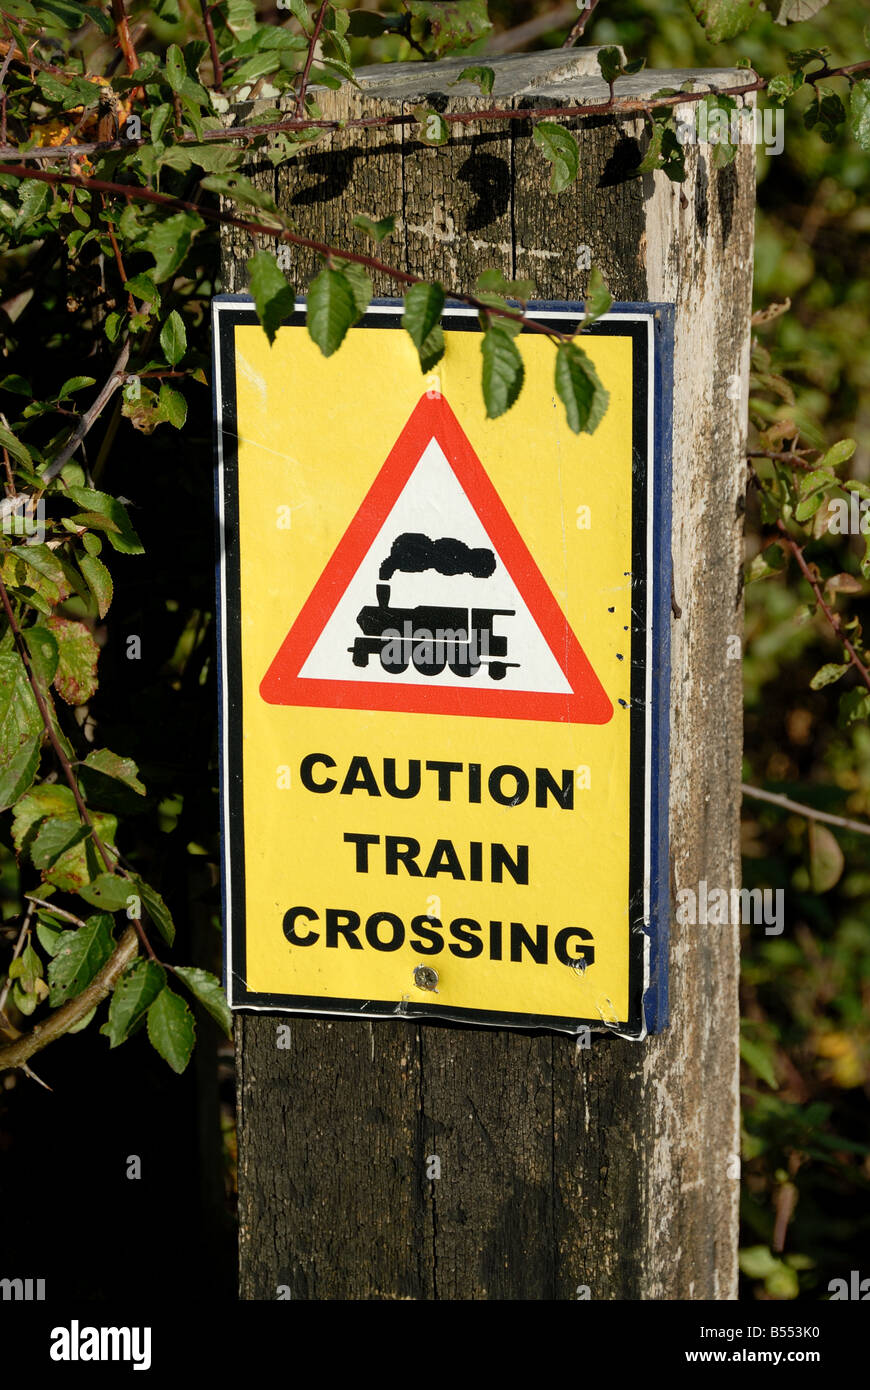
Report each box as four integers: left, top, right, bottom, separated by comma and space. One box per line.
213, 299, 672, 1037
260, 392, 612, 724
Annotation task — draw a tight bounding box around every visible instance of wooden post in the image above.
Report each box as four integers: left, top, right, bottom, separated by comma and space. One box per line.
222, 49, 754, 1300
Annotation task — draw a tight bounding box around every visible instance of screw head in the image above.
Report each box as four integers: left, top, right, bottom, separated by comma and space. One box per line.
413, 965, 439, 991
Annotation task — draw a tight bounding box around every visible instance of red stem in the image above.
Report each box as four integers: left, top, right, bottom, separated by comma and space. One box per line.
776, 520, 870, 694
295, 0, 330, 118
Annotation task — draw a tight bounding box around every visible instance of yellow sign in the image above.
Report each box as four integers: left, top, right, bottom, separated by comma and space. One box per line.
213, 300, 671, 1036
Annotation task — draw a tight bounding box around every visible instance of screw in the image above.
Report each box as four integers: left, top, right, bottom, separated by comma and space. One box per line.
413, 965, 439, 991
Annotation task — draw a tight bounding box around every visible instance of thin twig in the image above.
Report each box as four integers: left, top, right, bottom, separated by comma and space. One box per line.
0, 165, 572, 346
295, 0, 330, 117
41, 338, 130, 482
776, 519, 870, 693
0, 903, 34, 1017
0, 926, 138, 1071
563, 0, 602, 49
24, 895, 87, 926
742, 783, 870, 838
201, 1, 224, 92
111, 0, 139, 76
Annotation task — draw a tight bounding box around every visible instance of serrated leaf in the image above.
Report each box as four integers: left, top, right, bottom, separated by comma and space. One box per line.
533, 122, 579, 194
0, 421, 32, 466
158, 383, 187, 429
83, 748, 146, 795
555, 341, 609, 435
808, 822, 844, 893
481, 325, 524, 419
147, 986, 195, 1073
404, 281, 445, 371
174, 966, 232, 1038
35, 917, 64, 957
125, 272, 160, 305
475, 268, 535, 302
249, 250, 296, 346
48, 914, 114, 1006
78, 552, 113, 618
47, 616, 99, 705
102, 959, 166, 1047
307, 267, 357, 357
160, 310, 187, 367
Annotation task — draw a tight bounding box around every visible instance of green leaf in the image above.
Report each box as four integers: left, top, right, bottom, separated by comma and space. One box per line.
0, 421, 32, 466
48, 914, 114, 1006
83, 748, 146, 795
532, 122, 579, 194
740, 1035, 779, 1089
24, 624, 59, 689
56, 376, 96, 400
481, 325, 524, 419
597, 46, 624, 86
850, 80, 870, 152
200, 173, 280, 214
687, 0, 759, 42
404, 281, 445, 372
808, 822, 844, 893
147, 986, 196, 1073
809, 662, 849, 690
775, 0, 831, 24
77, 873, 136, 910
452, 65, 495, 96
307, 267, 358, 357
66, 487, 143, 554
160, 310, 187, 367
225, 0, 257, 38
174, 966, 232, 1038
739, 1245, 781, 1279
142, 211, 205, 283
102, 959, 166, 1048
249, 250, 296, 346
0, 734, 42, 812
133, 877, 176, 946
78, 552, 113, 619
47, 616, 99, 705
35, 917, 64, 957
406, 0, 491, 58
555, 341, 609, 435
352, 213, 396, 244
125, 272, 160, 305
0, 651, 43, 767
583, 266, 612, 327
333, 260, 372, 320
31, 816, 91, 871
158, 383, 187, 429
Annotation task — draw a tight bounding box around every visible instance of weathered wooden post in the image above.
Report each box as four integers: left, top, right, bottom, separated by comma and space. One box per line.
219, 47, 754, 1300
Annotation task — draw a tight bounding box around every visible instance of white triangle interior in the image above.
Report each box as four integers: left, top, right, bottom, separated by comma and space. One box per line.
298, 437, 573, 695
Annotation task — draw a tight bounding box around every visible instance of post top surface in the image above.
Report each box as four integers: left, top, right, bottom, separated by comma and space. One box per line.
344, 49, 756, 103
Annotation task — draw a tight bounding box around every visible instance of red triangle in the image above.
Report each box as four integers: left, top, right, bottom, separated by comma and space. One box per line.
260, 393, 613, 725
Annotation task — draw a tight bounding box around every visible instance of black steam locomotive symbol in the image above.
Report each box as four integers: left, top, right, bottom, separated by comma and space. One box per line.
348, 532, 519, 681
